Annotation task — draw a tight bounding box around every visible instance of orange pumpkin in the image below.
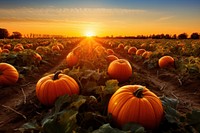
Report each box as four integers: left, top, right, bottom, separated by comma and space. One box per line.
108, 85, 163, 129
106, 55, 119, 63
108, 59, 132, 82
34, 53, 42, 62
36, 71, 79, 106
158, 56, 174, 68
3, 44, 11, 50
52, 45, 60, 51
128, 46, 137, 55
57, 43, 64, 50
106, 49, 115, 55
117, 43, 124, 49
66, 52, 79, 67
1, 49, 10, 53
13, 45, 24, 52
136, 49, 146, 56
142, 51, 152, 59
0, 63, 19, 85
0, 47, 2, 53
24, 43, 33, 49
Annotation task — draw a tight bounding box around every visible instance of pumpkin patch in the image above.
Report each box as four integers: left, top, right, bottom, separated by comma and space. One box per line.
0, 38, 199, 133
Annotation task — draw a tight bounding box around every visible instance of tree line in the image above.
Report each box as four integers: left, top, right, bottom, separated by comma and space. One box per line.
0, 28, 199, 39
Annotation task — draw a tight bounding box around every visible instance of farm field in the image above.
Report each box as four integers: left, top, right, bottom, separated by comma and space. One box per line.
0, 38, 200, 133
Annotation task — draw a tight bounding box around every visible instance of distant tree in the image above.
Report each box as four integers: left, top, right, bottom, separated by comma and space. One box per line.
164, 34, 171, 39
190, 32, 199, 39
172, 34, 177, 39
0, 28, 9, 39
178, 33, 188, 39
9, 31, 22, 39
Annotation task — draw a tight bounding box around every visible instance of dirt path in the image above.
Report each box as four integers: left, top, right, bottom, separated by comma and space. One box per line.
0, 38, 199, 132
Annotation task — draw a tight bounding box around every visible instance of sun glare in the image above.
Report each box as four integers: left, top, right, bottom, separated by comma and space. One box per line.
85, 31, 95, 37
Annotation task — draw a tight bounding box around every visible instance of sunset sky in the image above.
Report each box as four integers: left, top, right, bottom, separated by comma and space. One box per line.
0, 0, 200, 37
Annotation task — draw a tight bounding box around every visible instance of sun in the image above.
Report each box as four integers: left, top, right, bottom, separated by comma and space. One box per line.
85, 31, 95, 37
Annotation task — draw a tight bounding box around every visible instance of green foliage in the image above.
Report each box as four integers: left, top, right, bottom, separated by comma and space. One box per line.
160, 96, 200, 132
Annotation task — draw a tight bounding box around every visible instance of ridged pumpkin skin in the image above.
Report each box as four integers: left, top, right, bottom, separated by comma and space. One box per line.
0, 63, 19, 85
158, 56, 174, 68
108, 85, 163, 129
108, 59, 132, 82
36, 72, 79, 106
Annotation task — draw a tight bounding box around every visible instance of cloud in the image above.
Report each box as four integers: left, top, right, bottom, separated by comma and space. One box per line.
0, 7, 146, 23
157, 16, 174, 21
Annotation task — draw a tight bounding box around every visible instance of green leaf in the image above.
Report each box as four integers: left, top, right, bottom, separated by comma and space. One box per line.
160, 96, 181, 124
92, 123, 128, 133
186, 110, 200, 131
17, 121, 41, 133
69, 95, 87, 110
54, 94, 71, 114
42, 110, 78, 133
104, 80, 119, 95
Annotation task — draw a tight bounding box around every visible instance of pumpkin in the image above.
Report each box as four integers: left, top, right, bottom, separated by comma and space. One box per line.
106, 49, 115, 55
0, 63, 19, 85
36, 71, 79, 106
140, 43, 147, 48
24, 43, 33, 49
106, 55, 119, 63
34, 53, 42, 62
36, 46, 49, 55
124, 45, 130, 51
52, 45, 60, 51
117, 43, 124, 50
57, 43, 64, 50
142, 51, 152, 59
136, 49, 146, 56
13, 46, 24, 52
158, 56, 174, 68
66, 52, 79, 67
0, 47, 2, 53
108, 59, 132, 82
108, 85, 163, 129
3, 44, 11, 50
128, 46, 137, 55
1, 49, 10, 53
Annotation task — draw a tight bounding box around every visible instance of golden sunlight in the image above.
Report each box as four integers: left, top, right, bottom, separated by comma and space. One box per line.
85, 31, 95, 37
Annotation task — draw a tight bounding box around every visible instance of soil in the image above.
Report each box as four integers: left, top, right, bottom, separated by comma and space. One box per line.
0, 39, 199, 133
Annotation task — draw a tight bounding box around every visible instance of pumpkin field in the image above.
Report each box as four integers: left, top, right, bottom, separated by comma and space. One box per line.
0, 38, 200, 133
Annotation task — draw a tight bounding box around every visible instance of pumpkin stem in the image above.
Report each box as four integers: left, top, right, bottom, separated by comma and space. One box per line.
52, 71, 62, 80
134, 87, 144, 98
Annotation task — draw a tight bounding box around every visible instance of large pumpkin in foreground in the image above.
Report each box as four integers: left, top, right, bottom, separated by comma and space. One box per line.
108, 59, 132, 82
0, 63, 19, 85
36, 71, 79, 106
108, 85, 163, 129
